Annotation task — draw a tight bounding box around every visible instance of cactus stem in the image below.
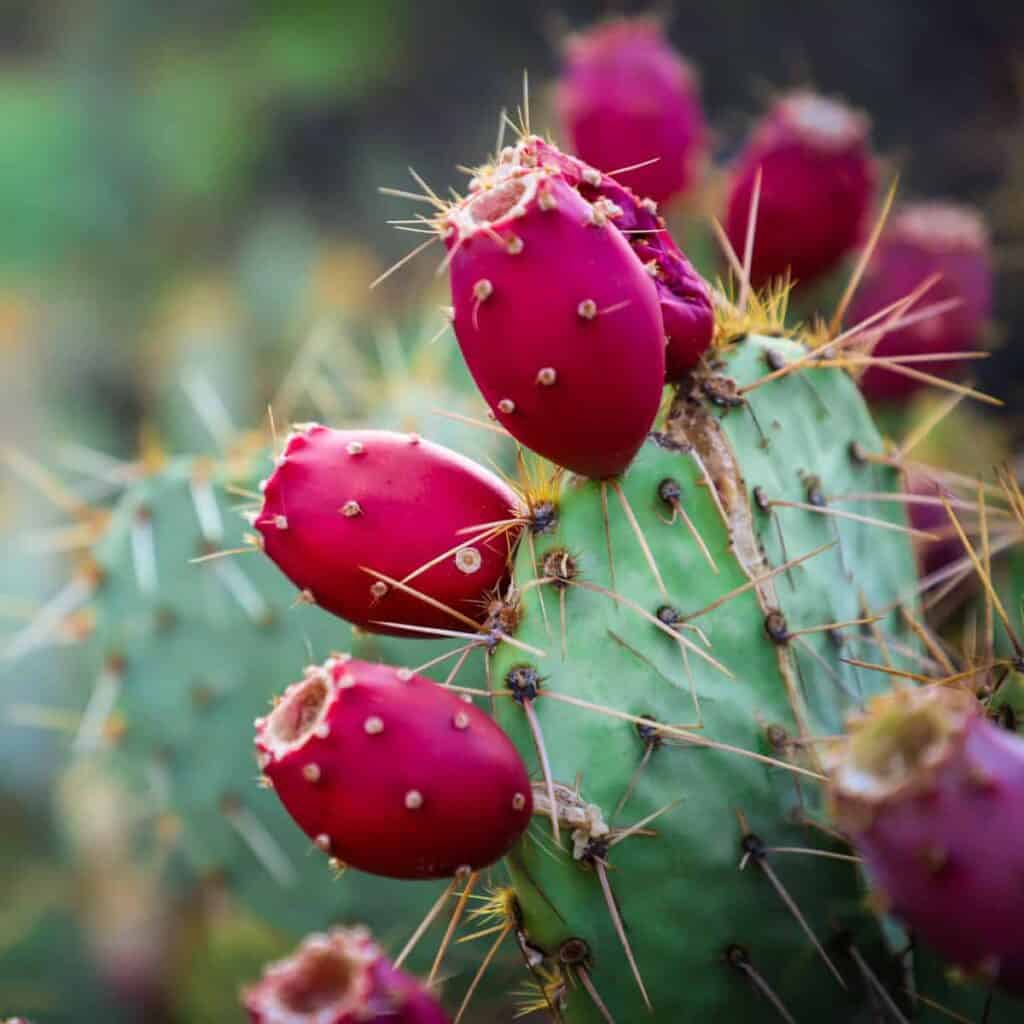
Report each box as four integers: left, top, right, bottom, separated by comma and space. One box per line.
428, 870, 478, 985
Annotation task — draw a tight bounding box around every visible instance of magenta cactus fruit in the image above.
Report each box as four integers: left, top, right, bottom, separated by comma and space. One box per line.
725, 90, 876, 288
255, 657, 533, 880
829, 687, 1024, 992
534, 139, 714, 377
852, 203, 993, 402
255, 426, 519, 634
445, 140, 667, 477
556, 16, 707, 205
242, 926, 449, 1023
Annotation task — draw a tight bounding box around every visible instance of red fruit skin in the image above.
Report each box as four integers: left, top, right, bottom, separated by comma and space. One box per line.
533, 139, 713, 377
256, 658, 533, 880
243, 926, 449, 1023
852, 203, 992, 403
447, 166, 665, 478
725, 91, 875, 288
557, 17, 706, 205
255, 426, 518, 635
831, 690, 1024, 993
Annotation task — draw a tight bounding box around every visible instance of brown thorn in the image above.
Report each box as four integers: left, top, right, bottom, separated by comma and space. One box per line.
522, 699, 560, 843
683, 542, 837, 621
394, 876, 459, 969
569, 579, 732, 679
941, 496, 1024, 657
732, 952, 798, 1024
738, 166, 762, 311
541, 691, 826, 781
753, 856, 847, 989
359, 567, 481, 630
610, 480, 668, 598
369, 236, 439, 290
830, 177, 899, 336
848, 944, 909, 1024
577, 964, 617, 1024
454, 923, 512, 1024
768, 498, 937, 539
667, 498, 719, 574
594, 859, 652, 1010
428, 871, 479, 986
600, 481, 617, 596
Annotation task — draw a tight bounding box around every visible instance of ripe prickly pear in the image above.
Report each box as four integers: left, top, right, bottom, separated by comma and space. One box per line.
829, 686, 1024, 993
255, 426, 519, 634
445, 145, 667, 478
529, 137, 714, 378
725, 91, 876, 287
852, 203, 992, 402
556, 16, 706, 205
242, 926, 449, 1023
256, 657, 532, 879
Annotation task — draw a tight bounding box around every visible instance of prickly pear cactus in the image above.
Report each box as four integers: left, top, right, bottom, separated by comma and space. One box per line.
80, 448, 472, 936
485, 333, 925, 1021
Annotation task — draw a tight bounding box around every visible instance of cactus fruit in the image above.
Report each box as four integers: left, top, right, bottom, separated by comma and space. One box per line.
725, 91, 876, 288
829, 686, 1024, 993
444, 149, 666, 478
255, 426, 520, 634
257, 657, 532, 879
851, 203, 993, 403
530, 137, 714, 379
242, 926, 449, 1023
556, 16, 707, 205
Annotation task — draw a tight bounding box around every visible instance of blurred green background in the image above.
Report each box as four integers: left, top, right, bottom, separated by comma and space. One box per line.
1, 1, 1023, 1021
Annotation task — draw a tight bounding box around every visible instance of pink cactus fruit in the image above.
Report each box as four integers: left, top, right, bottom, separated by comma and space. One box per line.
242, 926, 449, 1023
531, 138, 714, 377
903, 469, 966, 581
828, 686, 1024, 993
557, 16, 707, 205
255, 657, 533, 880
255, 426, 519, 634
445, 140, 667, 477
852, 203, 993, 403
725, 90, 876, 288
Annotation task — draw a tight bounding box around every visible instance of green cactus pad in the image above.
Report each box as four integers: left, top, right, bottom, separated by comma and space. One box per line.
486, 335, 932, 1021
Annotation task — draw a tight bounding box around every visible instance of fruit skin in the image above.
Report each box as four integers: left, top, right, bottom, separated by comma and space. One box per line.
446, 156, 666, 478
242, 926, 449, 1023
256, 426, 519, 634
532, 138, 713, 378
256, 657, 533, 880
557, 16, 706, 205
829, 686, 1024, 994
852, 203, 993, 403
725, 91, 875, 288
489, 335, 926, 1021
